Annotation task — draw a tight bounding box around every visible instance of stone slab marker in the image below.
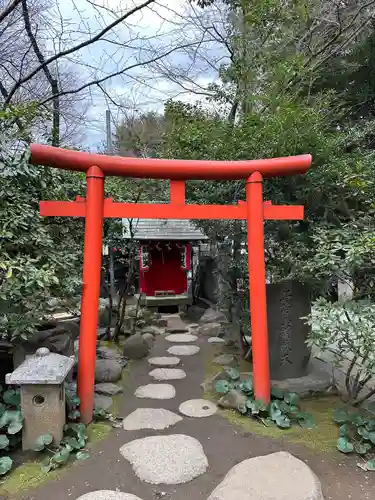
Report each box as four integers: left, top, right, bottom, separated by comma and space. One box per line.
6, 347, 74, 450
266, 281, 311, 380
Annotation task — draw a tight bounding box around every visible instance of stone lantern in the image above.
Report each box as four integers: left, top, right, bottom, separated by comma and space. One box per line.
6, 347, 75, 451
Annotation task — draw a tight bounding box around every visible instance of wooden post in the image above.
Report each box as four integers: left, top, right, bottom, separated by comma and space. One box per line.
78, 165, 104, 424
246, 171, 270, 403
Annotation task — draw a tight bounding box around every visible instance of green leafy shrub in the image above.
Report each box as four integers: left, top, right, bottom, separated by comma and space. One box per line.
0, 108, 83, 344
305, 299, 375, 405
65, 384, 81, 421
214, 368, 315, 429
34, 423, 90, 473
0, 387, 23, 474
333, 406, 375, 471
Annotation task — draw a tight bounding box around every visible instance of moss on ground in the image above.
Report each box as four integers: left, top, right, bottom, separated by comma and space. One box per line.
0, 421, 114, 499
204, 350, 345, 454
86, 422, 112, 443
0, 461, 61, 497
109, 359, 132, 416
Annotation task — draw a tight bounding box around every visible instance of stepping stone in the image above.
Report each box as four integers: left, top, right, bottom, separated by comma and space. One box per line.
166, 327, 189, 334
149, 368, 186, 381
122, 408, 182, 430
167, 345, 200, 356
135, 384, 176, 399
148, 356, 180, 367
76, 493, 143, 500
165, 334, 198, 343
94, 383, 123, 396
179, 399, 217, 418
166, 315, 187, 333
119, 434, 208, 484
207, 451, 324, 500
208, 337, 225, 344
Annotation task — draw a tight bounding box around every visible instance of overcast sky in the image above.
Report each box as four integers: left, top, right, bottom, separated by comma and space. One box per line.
51, 0, 225, 150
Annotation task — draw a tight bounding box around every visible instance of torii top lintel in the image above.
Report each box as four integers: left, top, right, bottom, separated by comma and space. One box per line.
30, 144, 312, 180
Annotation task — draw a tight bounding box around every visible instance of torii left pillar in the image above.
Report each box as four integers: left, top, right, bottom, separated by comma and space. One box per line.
78, 166, 104, 423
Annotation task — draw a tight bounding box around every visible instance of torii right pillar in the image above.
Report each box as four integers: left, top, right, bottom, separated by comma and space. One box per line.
246, 171, 270, 403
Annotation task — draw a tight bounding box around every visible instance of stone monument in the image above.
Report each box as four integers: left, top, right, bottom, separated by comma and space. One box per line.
266, 281, 311, 380
6, 347, 74, 450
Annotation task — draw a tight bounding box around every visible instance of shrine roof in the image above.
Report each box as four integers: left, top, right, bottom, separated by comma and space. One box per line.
122, 218, 208, 241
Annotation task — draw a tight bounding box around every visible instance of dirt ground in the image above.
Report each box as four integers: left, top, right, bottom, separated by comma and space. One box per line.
10, 335, 375, 500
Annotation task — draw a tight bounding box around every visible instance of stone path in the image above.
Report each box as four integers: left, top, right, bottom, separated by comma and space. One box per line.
21, 314, 375, 500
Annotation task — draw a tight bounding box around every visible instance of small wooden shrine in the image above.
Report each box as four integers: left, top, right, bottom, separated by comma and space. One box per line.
123, 218, 207, 311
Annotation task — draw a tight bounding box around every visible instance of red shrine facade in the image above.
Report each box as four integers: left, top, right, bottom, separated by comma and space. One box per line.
124, 219, 207, 311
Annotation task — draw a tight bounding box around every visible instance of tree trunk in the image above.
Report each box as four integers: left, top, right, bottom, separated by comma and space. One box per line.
114, 296, 127, 343
109, 247, 117, 302
51, 79, 60, 147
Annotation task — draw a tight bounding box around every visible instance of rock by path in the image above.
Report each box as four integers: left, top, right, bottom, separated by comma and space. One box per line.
94, 383, 123, 396
94, 394, 113, 410
208, 337, 225, 344
213, 354, 235, 366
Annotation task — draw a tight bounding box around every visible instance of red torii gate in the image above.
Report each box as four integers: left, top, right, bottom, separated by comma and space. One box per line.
30, 144, 312, 424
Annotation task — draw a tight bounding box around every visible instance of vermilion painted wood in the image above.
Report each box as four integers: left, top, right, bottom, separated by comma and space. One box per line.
40, 199, 304, 220
30, 144, 312, 179
246, 172, 270, 403
170, 180, 186, 204
77, 166, 104, 424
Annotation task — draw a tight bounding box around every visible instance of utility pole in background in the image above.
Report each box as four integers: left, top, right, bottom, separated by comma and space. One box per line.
106, 109, 113, 155
106, 109, 116, 301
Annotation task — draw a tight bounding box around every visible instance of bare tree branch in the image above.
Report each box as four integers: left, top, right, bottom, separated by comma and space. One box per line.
38, 39, 212, 106
21, 0, 53, 84
4, 0, 156, 105
0, 0, 21, 24
21, 0, 61, 145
